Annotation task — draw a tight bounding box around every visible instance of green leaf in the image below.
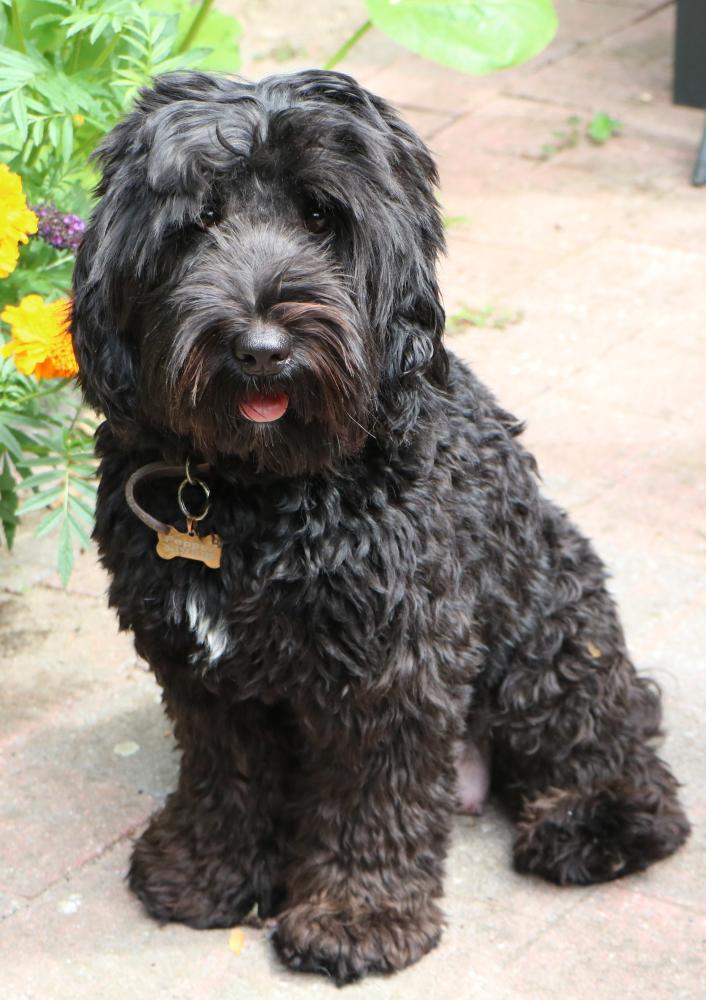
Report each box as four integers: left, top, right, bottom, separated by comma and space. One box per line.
0, 497, 18, 522
587, 111, 622, 145
71, 476, 99, 501
10, 88, 28, 140
187, 7, 241, 72
68, 509, 92, 548
17, 469, 61, 490
1, 521, 17, 549
145, 0, 241, 72
61, 113, 73, 161
57, 516, 74, 586
0, 418, 23, 458
16, 486, 63, 515
35, 505, 64, 538
0, 46, 45, 84
64, 463, 97, 479
0, 456, 18, 549
67, 491, 95, 523
365, 0, 558, 75
0, 494, 18, 517
90, 13, 111, 46
31, 116, 44, 144
47, 115, 59, 148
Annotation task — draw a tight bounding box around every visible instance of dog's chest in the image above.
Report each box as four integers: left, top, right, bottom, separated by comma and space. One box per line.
101, 452, 445, 693
142, 476, 415, 687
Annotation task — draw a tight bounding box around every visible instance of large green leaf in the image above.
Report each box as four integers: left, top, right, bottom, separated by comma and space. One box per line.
186, 7, 241, 72
147, 1, 241, 73
366, 0, 558, 75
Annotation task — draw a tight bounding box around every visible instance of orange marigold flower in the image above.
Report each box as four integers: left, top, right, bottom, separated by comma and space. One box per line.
1, 294, 78, 379
0, 164, 38, 279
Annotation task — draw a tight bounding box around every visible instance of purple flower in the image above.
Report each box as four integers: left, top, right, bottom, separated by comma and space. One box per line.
32, 203, 86, 253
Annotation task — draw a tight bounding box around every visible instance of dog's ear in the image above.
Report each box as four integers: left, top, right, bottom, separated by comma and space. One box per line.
291, 72, 448, 392
71, 111, 150, 427
370, 94, 448, 393
383, 299, 448, 391
72, 73, 252, 426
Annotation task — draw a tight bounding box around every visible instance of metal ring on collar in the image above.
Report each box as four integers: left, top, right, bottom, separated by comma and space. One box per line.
177, 475, 210, 521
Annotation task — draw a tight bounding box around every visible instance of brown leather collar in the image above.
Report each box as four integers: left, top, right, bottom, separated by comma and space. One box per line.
125, 461, 211, 534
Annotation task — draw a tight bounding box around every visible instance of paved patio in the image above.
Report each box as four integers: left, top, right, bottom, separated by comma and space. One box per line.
1, 1, 704, 997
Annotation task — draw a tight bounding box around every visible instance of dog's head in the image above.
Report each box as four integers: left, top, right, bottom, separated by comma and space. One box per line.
72, 70, 446, 474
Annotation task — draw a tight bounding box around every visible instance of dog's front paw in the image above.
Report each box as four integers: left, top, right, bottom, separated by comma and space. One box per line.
129, 806, 283, 928
273, 899, 443, 984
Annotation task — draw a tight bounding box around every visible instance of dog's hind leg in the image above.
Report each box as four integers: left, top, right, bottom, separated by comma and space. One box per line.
491, 514, 690, 885
128, 643, 292, 928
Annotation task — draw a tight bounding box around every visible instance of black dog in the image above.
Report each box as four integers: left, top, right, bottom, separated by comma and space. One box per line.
71, 70, 690, 984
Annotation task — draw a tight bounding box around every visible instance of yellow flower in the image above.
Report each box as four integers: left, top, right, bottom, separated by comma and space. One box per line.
0, 164, 38, 279
1, 294, 78, 379
73, 114, 85, 127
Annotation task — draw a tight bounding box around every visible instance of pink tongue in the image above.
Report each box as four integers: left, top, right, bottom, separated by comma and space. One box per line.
239, 392, 289, 423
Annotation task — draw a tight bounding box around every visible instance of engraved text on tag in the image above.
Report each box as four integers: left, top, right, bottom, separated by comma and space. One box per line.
156, 526, 222, 569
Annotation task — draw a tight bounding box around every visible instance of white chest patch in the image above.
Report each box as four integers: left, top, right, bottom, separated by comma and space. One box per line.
169, 583, 230, 666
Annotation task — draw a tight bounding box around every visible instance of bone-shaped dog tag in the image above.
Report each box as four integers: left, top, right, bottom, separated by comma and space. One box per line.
156, 526, 222, 569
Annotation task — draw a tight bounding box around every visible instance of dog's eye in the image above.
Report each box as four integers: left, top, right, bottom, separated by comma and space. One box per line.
304, 208, 330, 236
197, 206, 221, 230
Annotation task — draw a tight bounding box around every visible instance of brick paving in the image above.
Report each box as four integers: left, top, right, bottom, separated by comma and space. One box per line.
1, 2, 704, 997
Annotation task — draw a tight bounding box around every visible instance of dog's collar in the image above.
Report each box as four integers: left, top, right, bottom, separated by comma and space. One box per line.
125, 461, 211, 533
125, 460, 222, 569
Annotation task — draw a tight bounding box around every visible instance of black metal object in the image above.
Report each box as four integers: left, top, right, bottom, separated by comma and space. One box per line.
674, 0, 706, 109
673, 1, 706, 185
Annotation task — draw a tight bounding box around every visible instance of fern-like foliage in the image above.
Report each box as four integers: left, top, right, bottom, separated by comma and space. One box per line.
16, 416, 98, 586
0, 358, 97, 583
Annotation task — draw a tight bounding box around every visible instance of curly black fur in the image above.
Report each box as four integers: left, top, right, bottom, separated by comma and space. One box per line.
71, 70, 690, 985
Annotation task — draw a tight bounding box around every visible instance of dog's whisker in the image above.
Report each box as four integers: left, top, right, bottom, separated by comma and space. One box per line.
343, 409, 376, 441
189, 359, 204, 408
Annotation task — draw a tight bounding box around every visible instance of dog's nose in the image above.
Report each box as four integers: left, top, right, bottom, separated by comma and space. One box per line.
234, 326, 292, 375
